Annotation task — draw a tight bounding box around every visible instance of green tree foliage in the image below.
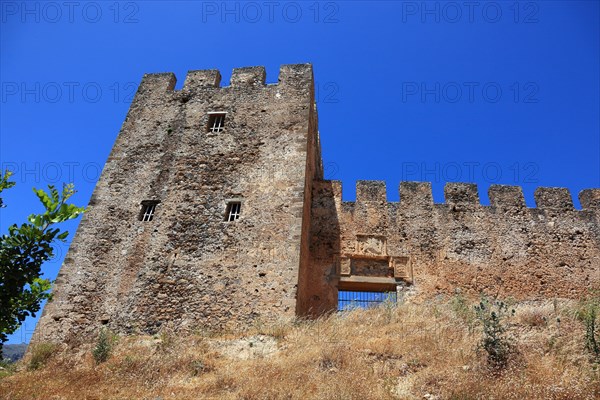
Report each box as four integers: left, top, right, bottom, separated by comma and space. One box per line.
0, 171, 16, 208
0, 170, 85, 351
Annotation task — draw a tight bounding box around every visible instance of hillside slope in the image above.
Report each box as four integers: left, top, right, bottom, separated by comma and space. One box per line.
1, 296, 598, 399
1, 344, 27, 363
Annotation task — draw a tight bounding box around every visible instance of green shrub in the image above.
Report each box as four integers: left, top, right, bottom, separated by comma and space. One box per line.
451, 292, 476, 331
92, 329, 113, 364
0, 359, 17, 378
28, 342, 57, 370
190, 359, 212, 376
474, 297, 514, 370
575, 295, 600, 363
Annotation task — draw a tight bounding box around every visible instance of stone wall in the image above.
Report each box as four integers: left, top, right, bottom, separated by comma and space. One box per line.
32, 63, 600, 342
33, 64, 319, 343
306, 180, 600, 316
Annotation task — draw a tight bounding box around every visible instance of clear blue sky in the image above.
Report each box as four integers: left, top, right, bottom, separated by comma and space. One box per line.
1, 1, 599, 344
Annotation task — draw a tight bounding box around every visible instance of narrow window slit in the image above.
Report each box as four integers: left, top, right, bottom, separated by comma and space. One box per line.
225, 201, 241, 222
139, 200, 160, 222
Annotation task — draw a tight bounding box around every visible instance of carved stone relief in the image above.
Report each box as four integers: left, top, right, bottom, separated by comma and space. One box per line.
355, 235, 387, 256
340, 257, 351, 276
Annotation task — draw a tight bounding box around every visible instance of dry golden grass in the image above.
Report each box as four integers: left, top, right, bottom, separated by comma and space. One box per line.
1, 297, 598, 400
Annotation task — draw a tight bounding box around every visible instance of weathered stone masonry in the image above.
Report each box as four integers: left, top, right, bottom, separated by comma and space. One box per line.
35, 64, 322, 343
33, 64, 599, 343
305, 181, 600, 316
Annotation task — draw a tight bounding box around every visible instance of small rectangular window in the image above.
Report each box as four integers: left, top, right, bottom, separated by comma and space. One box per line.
139, 201, 159, 222
207, 112, 226, 133
225, 201, 241, 222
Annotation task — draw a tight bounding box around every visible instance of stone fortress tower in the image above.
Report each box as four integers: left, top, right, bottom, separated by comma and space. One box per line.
33, 64, 600, 344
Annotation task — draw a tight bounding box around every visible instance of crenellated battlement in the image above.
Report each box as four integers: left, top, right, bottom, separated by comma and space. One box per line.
580, 189, 600, 210
135, 63, 313, 101
309, 177, 600, 308
356, 180, 387, 203
444, 183, 479, 209
134, 72, 177, 100
183, 69, 222, 89
322, 180, 600, 213
230, 66, 266, 87
489, 185, 526, 209
534, 187, 574, 211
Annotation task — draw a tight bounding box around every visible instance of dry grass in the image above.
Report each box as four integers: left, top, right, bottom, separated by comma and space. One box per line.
1, 298, 599, 400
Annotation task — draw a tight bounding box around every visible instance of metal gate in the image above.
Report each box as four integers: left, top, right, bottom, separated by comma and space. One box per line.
337, 290, 397, 311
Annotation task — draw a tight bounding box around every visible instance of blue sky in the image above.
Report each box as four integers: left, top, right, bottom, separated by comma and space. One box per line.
1, 1, 599, 344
